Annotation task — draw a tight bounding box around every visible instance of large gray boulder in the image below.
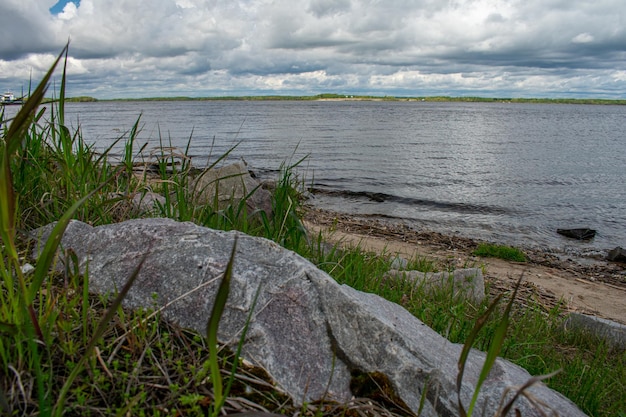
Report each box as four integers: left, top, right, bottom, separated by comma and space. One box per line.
32, 218, 587, 417
188, 161, 272, 216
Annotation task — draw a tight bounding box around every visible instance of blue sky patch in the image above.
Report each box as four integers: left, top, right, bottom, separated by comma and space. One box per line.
49, 0, 80, 15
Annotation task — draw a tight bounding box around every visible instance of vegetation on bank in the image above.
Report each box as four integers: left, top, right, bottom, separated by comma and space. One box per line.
64, 96, 98, 103
64, 94, 626, 105
473, 243, 527, 263
1, 50, 625, 417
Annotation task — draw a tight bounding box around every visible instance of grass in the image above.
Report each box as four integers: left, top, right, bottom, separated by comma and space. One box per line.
1, 49, 624, 416
473, 242, 527, 262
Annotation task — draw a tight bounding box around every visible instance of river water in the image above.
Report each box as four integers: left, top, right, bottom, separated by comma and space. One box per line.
4, 100, 626, 254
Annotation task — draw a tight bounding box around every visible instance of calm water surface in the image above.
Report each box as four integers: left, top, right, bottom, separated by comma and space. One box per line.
7, 100, 626, 254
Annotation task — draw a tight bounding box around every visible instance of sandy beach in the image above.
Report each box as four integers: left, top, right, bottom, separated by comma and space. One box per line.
303, 206, 626, 324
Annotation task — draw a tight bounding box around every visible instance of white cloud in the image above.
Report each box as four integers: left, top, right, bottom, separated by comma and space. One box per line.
1, 0, 625, 98
58, 1, 78, 20
572, 33, 594, 44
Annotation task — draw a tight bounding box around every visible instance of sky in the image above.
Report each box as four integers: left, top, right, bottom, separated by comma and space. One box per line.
1, 0, 626, 99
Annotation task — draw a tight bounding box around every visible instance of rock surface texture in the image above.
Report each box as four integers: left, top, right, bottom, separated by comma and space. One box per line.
556, 228, 596, 240
607, 246, 626, 263
32, 218, 587, 417
188, 161, 273, 216
563, 313, 626, 351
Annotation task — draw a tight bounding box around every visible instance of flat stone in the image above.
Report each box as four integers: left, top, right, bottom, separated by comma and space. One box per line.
563, 313, 626, 350
556, 228, 596, 240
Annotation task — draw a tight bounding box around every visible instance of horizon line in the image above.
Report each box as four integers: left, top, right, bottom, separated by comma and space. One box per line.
60, 94, 626, 104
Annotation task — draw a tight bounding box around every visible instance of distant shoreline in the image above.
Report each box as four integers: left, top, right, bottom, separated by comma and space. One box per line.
63, 95, 626, 105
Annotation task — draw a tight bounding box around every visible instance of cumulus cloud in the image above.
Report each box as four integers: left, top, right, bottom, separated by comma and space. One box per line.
57, 1, 78, 20
0, 0, 625, 98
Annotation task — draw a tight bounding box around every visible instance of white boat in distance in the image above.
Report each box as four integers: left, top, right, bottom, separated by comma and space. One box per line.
1, 91, 24, 105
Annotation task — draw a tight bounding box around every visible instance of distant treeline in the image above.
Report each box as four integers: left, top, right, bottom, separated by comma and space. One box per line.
63, 94, 626, 105
420, 96, 626, 105
65, 96, 99, 102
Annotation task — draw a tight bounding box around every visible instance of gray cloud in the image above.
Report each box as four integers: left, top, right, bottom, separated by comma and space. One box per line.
1, 0, 625, 98
0, 1, 63, 60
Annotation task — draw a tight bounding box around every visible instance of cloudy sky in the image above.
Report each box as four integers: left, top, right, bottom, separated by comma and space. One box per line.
1, 0, 626, 99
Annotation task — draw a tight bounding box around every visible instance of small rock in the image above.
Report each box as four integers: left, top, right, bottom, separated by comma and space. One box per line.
108, 191, 168, 216
131, 191, 167, 215
21, 263, 35, 275
607, 247, 626, 263
390, 256, 408, 270
556, 228, 596, 240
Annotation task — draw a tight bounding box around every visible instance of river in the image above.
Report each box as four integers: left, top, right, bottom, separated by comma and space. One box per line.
4, 99, 626, 254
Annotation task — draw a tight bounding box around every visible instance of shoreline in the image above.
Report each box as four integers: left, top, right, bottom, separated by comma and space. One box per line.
67, 96, 626, 105
306, 189, 620, 257
303, 205, 626, 324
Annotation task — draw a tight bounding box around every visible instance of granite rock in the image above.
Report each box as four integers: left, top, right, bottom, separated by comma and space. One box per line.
32, 218, 587, 416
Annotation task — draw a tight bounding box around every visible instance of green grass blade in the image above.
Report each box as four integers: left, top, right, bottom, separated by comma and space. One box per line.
0, 42, 68, 255
456, 293, 503, 417
0, 152, 17, 256
497, 369, 561, 416
58, 45, 69, 127
466, 274, 524, 417
224, 282, 262, 399
5, 43, 68, 156
27, 173, 117, 305
53, 252, 147, 416
206, 236, 237, 416
123, 115, 142, 173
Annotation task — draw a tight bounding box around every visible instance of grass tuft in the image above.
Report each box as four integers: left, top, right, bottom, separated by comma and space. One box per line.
473, 242, 527, 262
